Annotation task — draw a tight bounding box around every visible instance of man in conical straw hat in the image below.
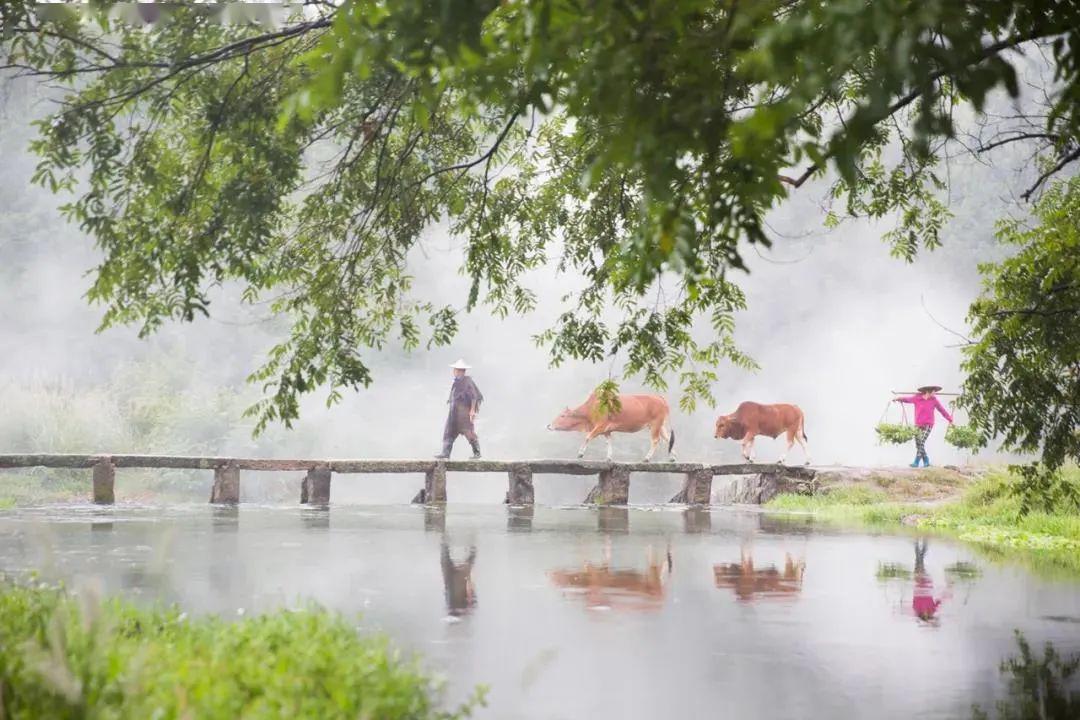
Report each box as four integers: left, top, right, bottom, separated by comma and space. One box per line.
436, 359, 485, 459
893, 384, 953, 468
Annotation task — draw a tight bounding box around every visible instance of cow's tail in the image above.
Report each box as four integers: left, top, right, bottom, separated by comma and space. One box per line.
801, 413, 809, 441
668, 427, 676, 453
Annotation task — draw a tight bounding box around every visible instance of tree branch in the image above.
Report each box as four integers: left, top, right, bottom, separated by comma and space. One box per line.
1021, 146, 1080, 201
779, 30, 1056, 190
413, 111, 521, 187
977, 132, 1060, 153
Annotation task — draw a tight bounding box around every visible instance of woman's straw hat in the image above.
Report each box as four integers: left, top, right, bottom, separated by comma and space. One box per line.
449, 359, 472, 370
917, 384, 942, 393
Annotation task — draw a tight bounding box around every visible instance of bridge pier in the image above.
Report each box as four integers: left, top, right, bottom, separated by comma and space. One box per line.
585, 466, 630, 505
507, 463, 534, 505
300, 467, 331, 505
424, 462, 447, 503
210, 463, 240, 504
92, 457, 115, 505
670, 468, 712, 505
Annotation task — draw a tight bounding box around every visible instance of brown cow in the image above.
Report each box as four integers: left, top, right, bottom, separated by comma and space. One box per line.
548, 392, 676, 462
714, 401, 810, 464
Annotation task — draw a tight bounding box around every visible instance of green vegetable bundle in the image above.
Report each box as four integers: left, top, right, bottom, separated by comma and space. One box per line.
945, 424, 982, 451
875, 423, 917, 445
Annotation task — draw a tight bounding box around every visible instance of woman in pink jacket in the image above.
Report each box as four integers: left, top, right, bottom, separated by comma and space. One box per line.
894, 385, 953, 467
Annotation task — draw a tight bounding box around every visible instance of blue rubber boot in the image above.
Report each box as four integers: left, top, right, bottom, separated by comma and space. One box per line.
922, 456, 931, 468
909, 456, 921, 468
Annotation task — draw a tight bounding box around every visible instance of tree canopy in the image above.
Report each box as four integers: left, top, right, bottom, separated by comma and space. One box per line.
961, 176, 1080, 504
1, 1, 1078, 469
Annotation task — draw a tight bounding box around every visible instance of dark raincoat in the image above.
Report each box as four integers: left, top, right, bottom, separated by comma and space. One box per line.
444, 375, 483, 440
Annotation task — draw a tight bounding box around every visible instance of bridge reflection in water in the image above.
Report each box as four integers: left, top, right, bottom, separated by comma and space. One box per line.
713, 552, 806, 602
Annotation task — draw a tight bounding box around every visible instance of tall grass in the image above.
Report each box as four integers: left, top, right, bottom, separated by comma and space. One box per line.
766, 467, 1080, 577
0, 579, 484, 719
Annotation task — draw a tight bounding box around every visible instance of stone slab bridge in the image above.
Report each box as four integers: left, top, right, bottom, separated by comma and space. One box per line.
0, 454, 817, 506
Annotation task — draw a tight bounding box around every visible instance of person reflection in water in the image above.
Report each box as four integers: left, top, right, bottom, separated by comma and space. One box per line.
441, 541, 477, 618
911, 539, 951, 625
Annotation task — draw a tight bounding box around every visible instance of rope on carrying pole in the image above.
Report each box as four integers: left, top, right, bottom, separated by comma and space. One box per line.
879, 398, 910, 425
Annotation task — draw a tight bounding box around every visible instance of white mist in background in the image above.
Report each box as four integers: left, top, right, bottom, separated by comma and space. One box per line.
0, 74, 1031, 504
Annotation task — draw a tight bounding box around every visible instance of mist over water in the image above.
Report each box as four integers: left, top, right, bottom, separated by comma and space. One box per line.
0, 75, 1028, 506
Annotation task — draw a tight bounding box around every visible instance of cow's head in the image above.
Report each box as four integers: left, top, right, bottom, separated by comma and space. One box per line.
714, 414, 746, 440
547, 407, 590, 432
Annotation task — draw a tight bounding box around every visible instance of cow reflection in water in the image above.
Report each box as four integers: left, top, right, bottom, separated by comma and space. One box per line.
713, 551, 805, 602
440, 541, 477, 617
548, 545, 672, 612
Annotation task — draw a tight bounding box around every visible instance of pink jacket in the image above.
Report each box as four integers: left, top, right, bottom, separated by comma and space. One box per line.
897, 395, 953, 427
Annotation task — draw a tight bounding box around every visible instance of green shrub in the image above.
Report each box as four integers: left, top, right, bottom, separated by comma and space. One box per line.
0, 581, 484, 719
874, 423, 917, 445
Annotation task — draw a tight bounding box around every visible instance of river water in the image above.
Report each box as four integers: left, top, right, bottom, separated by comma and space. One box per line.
1, 502, 1078, 719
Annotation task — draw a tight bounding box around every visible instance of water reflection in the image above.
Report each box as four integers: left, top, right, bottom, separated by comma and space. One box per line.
424, 506, 446, 533
972, 632, 1080, 719
877, 539, 957, 626
682, 508, 711, 534
549, 544, 671, 612
2, 504, 1077, 720
300, 507, 330, 530
596, 507, 629, 534
713, 551, 805, 602
211, 506, 240, 533
440, 539, 477, 618
507, 506, 534, 533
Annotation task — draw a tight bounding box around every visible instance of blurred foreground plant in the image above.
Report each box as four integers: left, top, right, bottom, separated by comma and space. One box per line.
0, 580, 485, 719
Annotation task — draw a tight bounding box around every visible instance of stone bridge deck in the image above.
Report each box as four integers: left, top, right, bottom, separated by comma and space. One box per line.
0, 454, 817, 506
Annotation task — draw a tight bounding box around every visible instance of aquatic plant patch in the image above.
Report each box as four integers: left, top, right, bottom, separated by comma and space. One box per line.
0, 581, 485, 719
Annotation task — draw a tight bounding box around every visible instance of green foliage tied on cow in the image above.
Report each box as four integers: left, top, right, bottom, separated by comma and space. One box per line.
593, 379, 623, 419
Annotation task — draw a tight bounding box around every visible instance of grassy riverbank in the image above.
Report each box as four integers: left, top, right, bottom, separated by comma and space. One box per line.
0, 580, 484, 719
766, 467, 1080, 577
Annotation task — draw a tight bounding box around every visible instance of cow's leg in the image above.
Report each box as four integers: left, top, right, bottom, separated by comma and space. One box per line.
741, 436, 755, 463
578, 427, 603, 458
643, 425, 661, 462
605, 434, 614, 461
795, 433, 812, 465
779, 430, 795, 465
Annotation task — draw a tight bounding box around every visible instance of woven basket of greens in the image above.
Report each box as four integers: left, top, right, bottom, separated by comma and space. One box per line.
945, 424, 981, 451
875, 423, 917, 445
